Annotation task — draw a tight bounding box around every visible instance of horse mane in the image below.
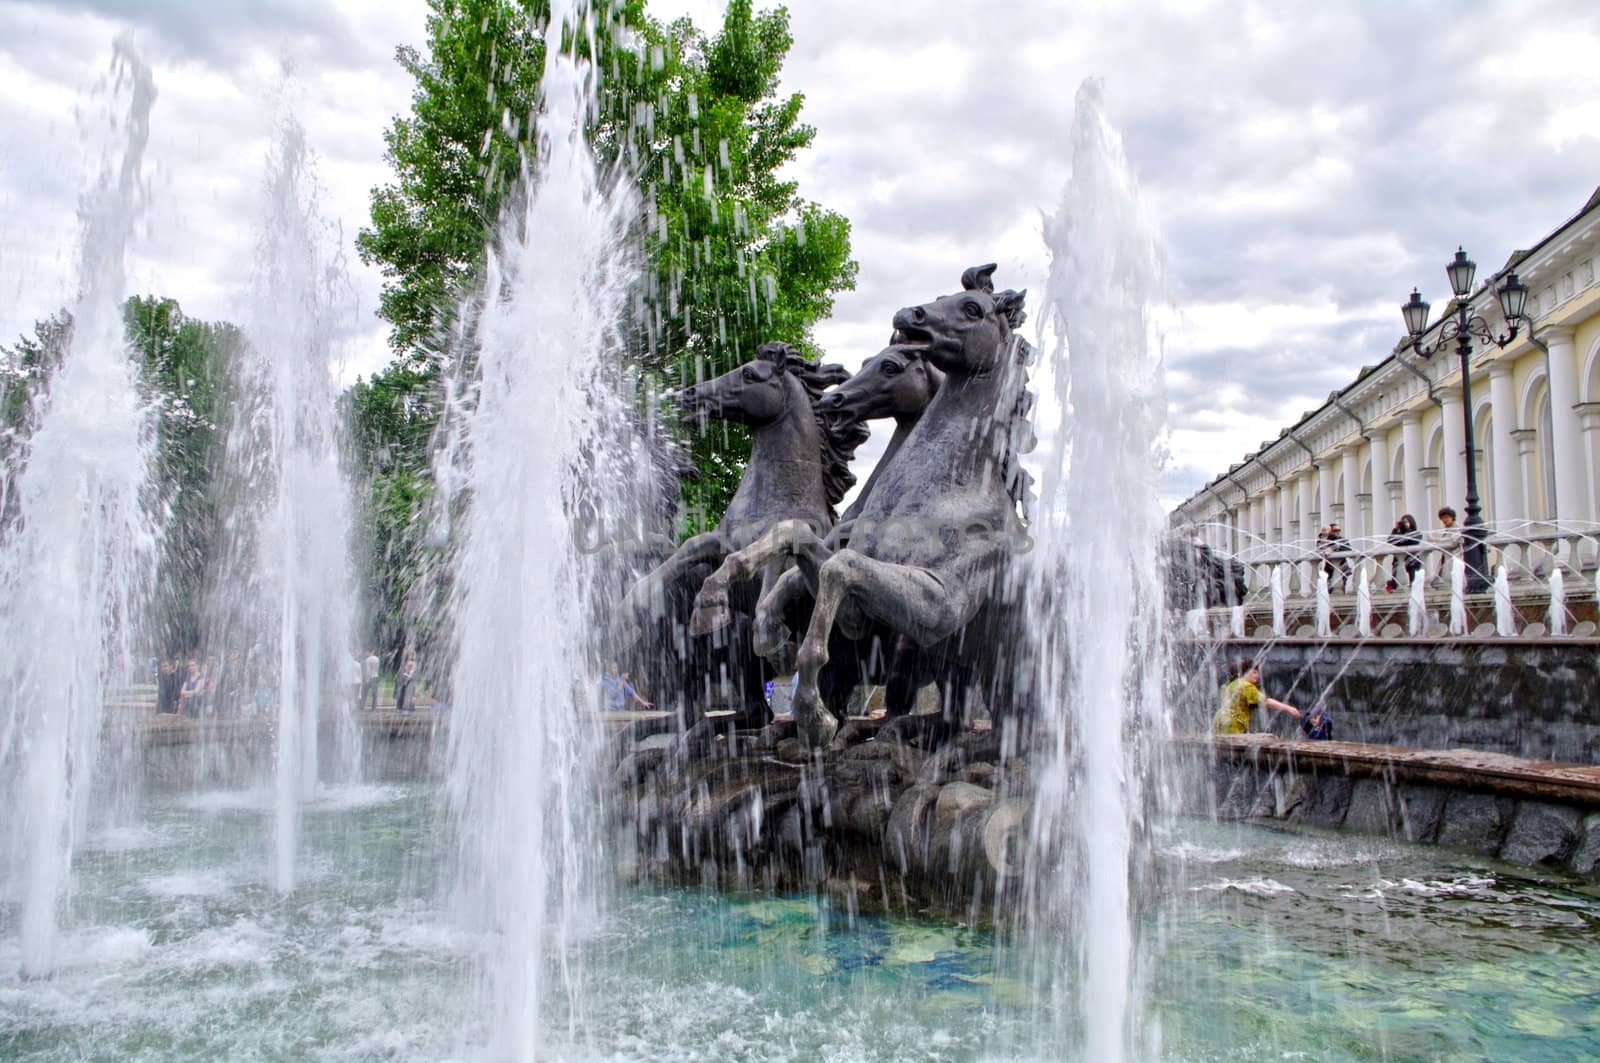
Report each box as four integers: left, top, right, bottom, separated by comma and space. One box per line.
960, 265, 1037, 522
757, 341, 871, 515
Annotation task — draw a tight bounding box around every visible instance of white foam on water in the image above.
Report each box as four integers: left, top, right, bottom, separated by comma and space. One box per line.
141, 868, 231, 898
1191, 877, 1297, 896
300, 782, 404, 813
84, 824, 173, 853
178, 787, 275, 813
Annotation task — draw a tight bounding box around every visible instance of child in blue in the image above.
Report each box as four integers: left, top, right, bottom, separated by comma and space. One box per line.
1299, 703, 1334, 741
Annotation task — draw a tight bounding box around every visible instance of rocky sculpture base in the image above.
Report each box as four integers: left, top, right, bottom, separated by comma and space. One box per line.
609, 711, 1035, 922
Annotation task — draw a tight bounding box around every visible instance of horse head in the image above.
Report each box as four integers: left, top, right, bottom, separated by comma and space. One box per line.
890, 263, 1026, 374
818, 342, 944, 424
672, 342, 811, 428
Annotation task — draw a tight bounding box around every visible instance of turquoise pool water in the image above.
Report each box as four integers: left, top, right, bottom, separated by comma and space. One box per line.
2, 783, 1597, 1060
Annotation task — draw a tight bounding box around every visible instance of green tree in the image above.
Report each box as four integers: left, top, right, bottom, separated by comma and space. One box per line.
124, 295, 239, 651
2, 297, 239, 650
354, 0, 856, 529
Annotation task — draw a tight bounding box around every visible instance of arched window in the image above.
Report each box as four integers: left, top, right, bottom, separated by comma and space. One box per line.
1425, 427, 1445, 518
1538, 390, 1556, 522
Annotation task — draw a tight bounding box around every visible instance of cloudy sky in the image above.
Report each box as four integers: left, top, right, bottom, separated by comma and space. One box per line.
3, 0, 1599, 509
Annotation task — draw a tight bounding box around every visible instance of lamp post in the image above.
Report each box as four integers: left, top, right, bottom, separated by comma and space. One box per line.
1399, 248, 1529, 593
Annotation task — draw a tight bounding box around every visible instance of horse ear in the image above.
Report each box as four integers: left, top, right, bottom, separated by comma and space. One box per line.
961, 263, 998, 293
816, 362, 852, 388
993, 288, 1027, 329
755, 341, 792, 364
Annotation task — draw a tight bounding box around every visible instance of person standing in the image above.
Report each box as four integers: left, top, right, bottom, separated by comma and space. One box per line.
1430, 506, 1461, 584
1386, 514, 1423, 592
394, 655, 417, 714
362, 648, 380, 711
156, 657, 179, 715
1211, 659, 1300, 735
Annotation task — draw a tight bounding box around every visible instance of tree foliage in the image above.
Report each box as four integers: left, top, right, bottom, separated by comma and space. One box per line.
353, 0, 857, 544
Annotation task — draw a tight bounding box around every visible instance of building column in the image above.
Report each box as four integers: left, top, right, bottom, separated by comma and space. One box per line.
1577, 403, 1600, 525
1539, 326, 1588, 522
1367, 430, 1391, 538
1297, 467, 1317, 591
1385, 480, 1405, 523
1438, 384, 1464, 516
1340, 441, 1362, 540
1400, 408, 1425, 522
1277, 482, 1293, 550
1511, 429, 1539, 520
1487, 360, 1519, 526
1420, 467, 1441, 520
1316, 460, 1336, 532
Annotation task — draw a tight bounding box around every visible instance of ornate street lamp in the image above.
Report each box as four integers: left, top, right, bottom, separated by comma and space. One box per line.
1400, 248, 1530, 592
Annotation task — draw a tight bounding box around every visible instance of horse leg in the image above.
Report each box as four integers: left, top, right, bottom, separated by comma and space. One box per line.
792, 550, 970, 749
752, 564, 807, 670
690, 519, 830, 635
614, 532, 726, 647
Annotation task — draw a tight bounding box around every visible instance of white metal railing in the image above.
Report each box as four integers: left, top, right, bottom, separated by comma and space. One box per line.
1179, 519, 1600, 639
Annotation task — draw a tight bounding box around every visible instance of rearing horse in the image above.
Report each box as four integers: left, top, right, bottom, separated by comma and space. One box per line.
690, 266, 1033, 746
614, 342, 865, 718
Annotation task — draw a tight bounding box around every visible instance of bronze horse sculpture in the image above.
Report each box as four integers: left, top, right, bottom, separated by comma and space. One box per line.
614, 341, 866, 719
745, 342, 944, 670
691, 266, 1035, 746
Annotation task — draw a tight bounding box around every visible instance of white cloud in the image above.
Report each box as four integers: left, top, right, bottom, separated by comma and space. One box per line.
3, 0, 1599, 508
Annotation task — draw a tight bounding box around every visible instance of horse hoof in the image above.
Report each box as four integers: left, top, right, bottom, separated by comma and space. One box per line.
688, 600, 732, 636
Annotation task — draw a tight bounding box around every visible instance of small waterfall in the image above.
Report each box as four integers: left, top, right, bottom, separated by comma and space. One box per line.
435, 10, 646, 1055
0, 43, 159, 976
1315, 569, 1332, 637
1408, 574, 1426, 636
1449, 557, 1468, 636
1229, 605, 1245, 638
216, 111, 360, 892
1547, 568, 1567, 636
1494, 566, 1516, 636
1029, 79, 1166, 1063
1355, 568, 1372, 637
1270, 564, 1286, 636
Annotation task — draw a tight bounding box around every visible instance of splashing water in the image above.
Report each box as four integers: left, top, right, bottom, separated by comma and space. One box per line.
1408, 575, 1427, 636
0, 42, 159, 977
1494, 566, 1515, 636
1029, 79, 1167, 1062
1449, 556, 1467, 635
1315, 569, 1332, 637
214, 110, 360, 892
1271, 564, 1286, 636
1356, 568, 1372, 637
1547, 568, 1566, 635
433, 10, 646, 1056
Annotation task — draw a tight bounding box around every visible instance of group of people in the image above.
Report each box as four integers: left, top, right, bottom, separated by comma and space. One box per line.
1211, 657, 1334, 741
348, 648, 422, 714
155, 654, 224, 717
1317, 506, 1464, 595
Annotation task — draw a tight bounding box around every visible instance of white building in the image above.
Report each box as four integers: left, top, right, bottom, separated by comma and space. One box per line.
1172, 189, 1600, 589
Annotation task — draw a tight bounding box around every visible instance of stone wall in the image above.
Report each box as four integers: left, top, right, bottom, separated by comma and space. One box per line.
1177, 637, 1600, 762
1188, 738, 1600, 877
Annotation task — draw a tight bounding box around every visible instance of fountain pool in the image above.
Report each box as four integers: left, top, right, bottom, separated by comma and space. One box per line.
3, 779, 1597, 1061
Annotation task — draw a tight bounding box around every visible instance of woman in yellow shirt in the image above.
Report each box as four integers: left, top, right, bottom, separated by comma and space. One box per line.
1212, 660, 1301, 734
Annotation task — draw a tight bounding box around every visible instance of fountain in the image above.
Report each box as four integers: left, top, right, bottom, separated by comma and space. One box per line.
0, 42, 159, 977
6, 16, 1600, 1063
431, 9, 645, 1053
1449, 556, 1468, 635
1409, 571, 1427, 635
1495, 565, 1516, 636
1548, 567, 1568, 635
1270, 563, 1286, 636
212, 110, 362, 892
